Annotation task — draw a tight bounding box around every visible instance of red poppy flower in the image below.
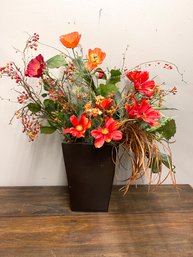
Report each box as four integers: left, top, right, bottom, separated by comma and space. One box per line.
91, 118, 122, 148
125, 97, 139, 119
84, 48, 106, 71
64, 114, 91, 138
126, 70, 155, 97
125, 98, 161, 126
59, 32, 81, 48
134, 80, 155, 97
126, 71, 149, 83
25, 54, 46, 78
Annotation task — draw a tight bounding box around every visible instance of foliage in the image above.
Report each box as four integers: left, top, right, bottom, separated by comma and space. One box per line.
0, 32, 178, 192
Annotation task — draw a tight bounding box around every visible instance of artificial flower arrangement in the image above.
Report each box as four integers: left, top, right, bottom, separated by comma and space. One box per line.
0, 31, 177, 193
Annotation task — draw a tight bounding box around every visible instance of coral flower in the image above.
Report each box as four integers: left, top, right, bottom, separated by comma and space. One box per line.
64, 114, 91, 138
84, 48, 106, 71
126, 70, 155, 97
125, 98, 161, 126
25, 54, 46, 78
91, 118, 122, 148
95, 98, 113, 110
59, 32, 81, 48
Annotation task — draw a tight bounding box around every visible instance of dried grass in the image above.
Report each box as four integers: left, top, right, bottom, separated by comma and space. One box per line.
113, 121, 176, 195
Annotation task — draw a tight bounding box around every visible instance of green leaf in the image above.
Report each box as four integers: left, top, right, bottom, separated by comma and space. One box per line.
73, 56, 84, 68
27, 103, 41, 113
150, 157, 161, 173
57, 113, 70, 123
40, 126, 57, 134
107, 69, 121, 84
148, 152, 175, 173
148, 118, 176, 140
155, 107, 178, 111
160, 153, 176, 172
41, 93, 48, 98
83, 73, 97, 94
43, 82, 50, 91
97, 83, 118, 97
46, 54, 66, 69
43, 99, 56, 112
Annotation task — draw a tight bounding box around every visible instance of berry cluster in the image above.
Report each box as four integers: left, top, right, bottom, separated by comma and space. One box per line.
16, 110, 40, 141
0, 63, 21, 83
27, 33, 39, 50
17, 91, 29, 104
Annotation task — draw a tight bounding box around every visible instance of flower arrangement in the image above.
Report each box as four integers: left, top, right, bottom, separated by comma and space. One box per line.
0, 31, 177, 192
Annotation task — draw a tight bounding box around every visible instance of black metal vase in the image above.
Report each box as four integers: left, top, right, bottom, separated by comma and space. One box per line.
62, 142, 115, 212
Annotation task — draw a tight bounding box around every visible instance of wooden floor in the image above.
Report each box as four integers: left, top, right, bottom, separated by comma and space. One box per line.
0, 185, 192, 257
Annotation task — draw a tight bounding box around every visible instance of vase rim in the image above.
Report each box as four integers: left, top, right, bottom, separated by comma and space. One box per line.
62, 141, 114, 147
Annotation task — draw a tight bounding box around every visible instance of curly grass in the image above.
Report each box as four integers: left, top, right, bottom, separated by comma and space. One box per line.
113, 121, 176, 195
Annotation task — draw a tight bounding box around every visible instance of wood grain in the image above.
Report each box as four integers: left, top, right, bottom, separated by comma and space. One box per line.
0, 185, 192, 216
0, 185, 192, 257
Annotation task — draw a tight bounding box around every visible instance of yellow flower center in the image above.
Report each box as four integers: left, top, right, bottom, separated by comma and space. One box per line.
90, 54, 99, 63
102, 128, 109, 135
76, 125, 83, 131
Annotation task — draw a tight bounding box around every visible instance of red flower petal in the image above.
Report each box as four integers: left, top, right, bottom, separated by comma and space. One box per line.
104, 134, 112, 143
134, 80, 155, 97
96, 98, 112, 110
125, 98, 160, 126
138, 71, 149, 83
72, 130, 85, 138
126, 70, 149, 84
80, 114, 91, 129
104, 118, 120, 131
94, 137, 105, 148
25, 54, 46, 78
111, 130, 123, 140
91, 128, 103, 139
63, 128, 71, 134
70, 115, 79, 127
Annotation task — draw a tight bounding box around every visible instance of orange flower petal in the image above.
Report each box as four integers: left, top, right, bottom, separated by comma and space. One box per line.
59, 32, 81, 48
84, 48, 106, 71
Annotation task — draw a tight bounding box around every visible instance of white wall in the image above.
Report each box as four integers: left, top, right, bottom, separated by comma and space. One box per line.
0, 0, 192, 186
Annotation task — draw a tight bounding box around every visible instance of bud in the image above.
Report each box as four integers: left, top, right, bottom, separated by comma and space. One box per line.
95, 70, 105, 79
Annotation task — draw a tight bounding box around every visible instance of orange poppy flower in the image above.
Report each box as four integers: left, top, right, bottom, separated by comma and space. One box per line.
84, 48, 106, 71
59, 32, 81, 48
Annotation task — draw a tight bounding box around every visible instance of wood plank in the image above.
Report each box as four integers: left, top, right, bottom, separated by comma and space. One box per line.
0, 185, 192, 217
0, 186, 68, 217
0, 213, 192, 257
110, 184, 193, 214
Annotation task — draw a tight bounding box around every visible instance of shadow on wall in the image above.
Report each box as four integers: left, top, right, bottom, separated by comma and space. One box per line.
29, 133, 67, 185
